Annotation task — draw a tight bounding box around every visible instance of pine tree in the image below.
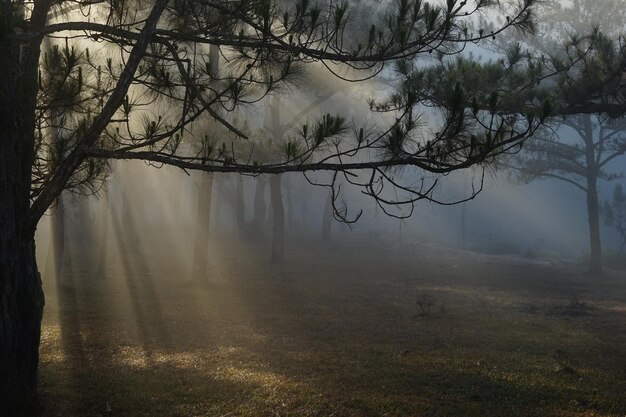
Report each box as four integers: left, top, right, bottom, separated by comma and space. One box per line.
0, 0, 548, 413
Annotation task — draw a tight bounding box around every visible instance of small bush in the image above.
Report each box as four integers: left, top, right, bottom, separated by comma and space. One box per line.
414, 292, 446, 317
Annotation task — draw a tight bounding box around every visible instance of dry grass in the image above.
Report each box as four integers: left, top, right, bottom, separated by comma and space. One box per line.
36, 236, 626, 417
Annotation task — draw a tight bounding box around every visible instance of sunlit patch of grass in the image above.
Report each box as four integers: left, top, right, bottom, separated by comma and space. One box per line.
39, 324, 65, 364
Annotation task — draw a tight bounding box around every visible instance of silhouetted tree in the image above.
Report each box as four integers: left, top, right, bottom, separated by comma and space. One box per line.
0, 0, 546, 413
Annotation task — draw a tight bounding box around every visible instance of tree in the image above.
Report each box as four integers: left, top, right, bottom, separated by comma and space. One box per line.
191, 44, 220, 282
262, 74, 354, 259
0, 0, 543, 413
252, 175, 268, 233
266, 95, 286, 262
603, 183, 626, 252
500, 0, 626, 274
512, 108, 626, 274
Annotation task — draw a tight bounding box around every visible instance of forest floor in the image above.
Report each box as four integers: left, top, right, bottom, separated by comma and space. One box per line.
36, 232, 626, 417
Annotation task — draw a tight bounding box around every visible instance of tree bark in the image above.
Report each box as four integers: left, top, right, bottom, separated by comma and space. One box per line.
1, 1, 168, 411
270, 175, 285, 263
0, 241, 44, 416
1, 9, 46, 412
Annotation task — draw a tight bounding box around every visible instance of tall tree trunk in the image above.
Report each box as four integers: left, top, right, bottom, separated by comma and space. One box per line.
583, 115, 603, 275
119, 163, 137, 248
322, 191, 333, 241
95, 183, 110, 279
214, 177, 223, 235
73, 194, 93, 247
0, 99, 43, 411
299, 178, 309, 233
235, 175, 246, 237
50, 194, 66, 285
586, 175, 602, 274
192, 44, 219, 271
1, 8, 46, 412
253, 176, 268, 232
192, 172, 213, 281
285, 175, 294, 233
460, 174, 469, 247
460, 202, 468, 247
270, 175, 285, 263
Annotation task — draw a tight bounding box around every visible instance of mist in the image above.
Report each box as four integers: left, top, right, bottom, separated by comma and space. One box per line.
8, 0, 626, 416
33, 124, 626, 415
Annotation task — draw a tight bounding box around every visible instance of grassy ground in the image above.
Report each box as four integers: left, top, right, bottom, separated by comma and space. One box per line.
37, 234, 626, 417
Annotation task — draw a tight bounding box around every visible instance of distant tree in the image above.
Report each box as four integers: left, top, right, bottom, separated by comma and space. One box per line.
263, 75, 358, 260
500, 0, 626, 274
603, 184, 626, 252
322, 189, 333, 241
252, 175, 268, 232
1, 0, 546, 413
266, 95, 286, 262
511, 104, 626, 274
191, 44, 220, 282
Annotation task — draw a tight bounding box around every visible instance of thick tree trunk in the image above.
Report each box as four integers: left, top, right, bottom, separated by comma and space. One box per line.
270, 175, 285, 263
0, 241, 45, 416
192, 172, 213, 281
1, 15, 46, 413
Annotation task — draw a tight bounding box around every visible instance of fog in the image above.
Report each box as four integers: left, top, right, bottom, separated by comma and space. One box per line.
26, 1, 626, 415
33, 147, 626, 415
34, 155, 622, 272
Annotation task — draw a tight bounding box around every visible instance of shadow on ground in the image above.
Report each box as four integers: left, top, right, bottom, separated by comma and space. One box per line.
37, 231, 626, 417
